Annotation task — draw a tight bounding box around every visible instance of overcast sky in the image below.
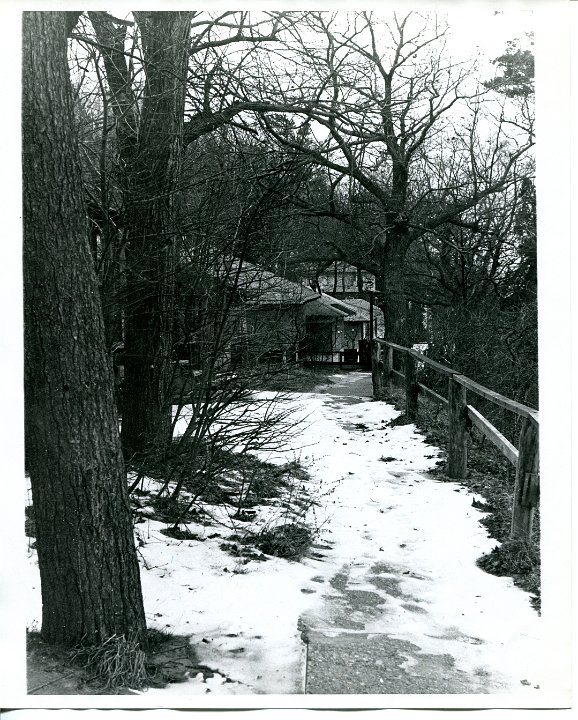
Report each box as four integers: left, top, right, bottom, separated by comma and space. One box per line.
443, 8, 533, 61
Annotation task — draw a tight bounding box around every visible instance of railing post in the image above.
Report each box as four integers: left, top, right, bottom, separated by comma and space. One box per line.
511, 417, 539, 541
447, 376, 468, 479
385, 345, 394, 393
405, 350, 418, 421
371, 339, 383, 399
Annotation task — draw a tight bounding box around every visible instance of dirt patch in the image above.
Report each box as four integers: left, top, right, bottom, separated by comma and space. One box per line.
27, 630, 229, 695
369, 561, 400, 575
477, 537, 540, 602
329, 570, 349, 591
388, 413, 413, 427
258, 367, 337, 392
27, 633, 136, 695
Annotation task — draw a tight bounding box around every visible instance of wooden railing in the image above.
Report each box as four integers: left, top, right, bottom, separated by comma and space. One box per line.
371, 339, 539, 542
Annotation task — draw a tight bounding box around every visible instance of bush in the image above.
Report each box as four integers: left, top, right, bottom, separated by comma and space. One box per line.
478, 537, 539, 575
478, 538, 540, 610
254, 523, 313, 560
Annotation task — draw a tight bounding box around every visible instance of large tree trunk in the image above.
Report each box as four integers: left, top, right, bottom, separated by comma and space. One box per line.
91, 12, 193, 461
22, 11, 146, 646
376, 233, 410, 345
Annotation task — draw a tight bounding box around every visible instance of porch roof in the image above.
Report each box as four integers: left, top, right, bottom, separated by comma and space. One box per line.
339, 297, 372, 323
304, 294, 357, 318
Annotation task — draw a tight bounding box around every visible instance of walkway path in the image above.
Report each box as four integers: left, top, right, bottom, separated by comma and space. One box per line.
297, 372, 543, 695
23, 372, 546, 699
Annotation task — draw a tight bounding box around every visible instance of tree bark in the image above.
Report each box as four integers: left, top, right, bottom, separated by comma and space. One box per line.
22, 11, 146, 646
92, 12, 193, 461
376, 232, 410, 344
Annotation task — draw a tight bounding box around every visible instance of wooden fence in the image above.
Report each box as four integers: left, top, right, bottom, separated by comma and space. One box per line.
371, 339, 539, 542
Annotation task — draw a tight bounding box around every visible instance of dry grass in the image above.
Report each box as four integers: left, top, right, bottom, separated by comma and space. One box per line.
71, 634, 148, 690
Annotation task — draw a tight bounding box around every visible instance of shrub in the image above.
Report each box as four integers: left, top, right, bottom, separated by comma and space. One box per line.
477, 537, 540, 577
254, 523, 313, 560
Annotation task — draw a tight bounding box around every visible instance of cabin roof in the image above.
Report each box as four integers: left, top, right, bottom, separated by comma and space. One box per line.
222, 260, 319, 306
304, 294, 357, 318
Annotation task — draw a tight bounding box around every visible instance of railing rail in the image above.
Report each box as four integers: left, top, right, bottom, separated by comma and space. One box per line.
371, 338, 539, 542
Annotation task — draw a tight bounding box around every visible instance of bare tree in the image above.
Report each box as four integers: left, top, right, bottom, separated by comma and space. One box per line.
141, 135, 315, 510
73, 11, 303, 462
251, 12, 534, 343
403, 163, 537, 413
85, 11, 193, 463
67, 11, 534, 464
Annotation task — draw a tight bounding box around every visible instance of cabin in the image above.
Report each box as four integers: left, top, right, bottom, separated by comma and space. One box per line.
173, 260, 385, 374
228, 262, 358, 366
225, 263, 387, 367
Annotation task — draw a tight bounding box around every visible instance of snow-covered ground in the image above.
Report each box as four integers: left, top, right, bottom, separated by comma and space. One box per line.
25, 372, 549, 698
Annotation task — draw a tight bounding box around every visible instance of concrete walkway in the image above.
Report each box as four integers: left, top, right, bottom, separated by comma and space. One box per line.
298, 372, 541, 695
